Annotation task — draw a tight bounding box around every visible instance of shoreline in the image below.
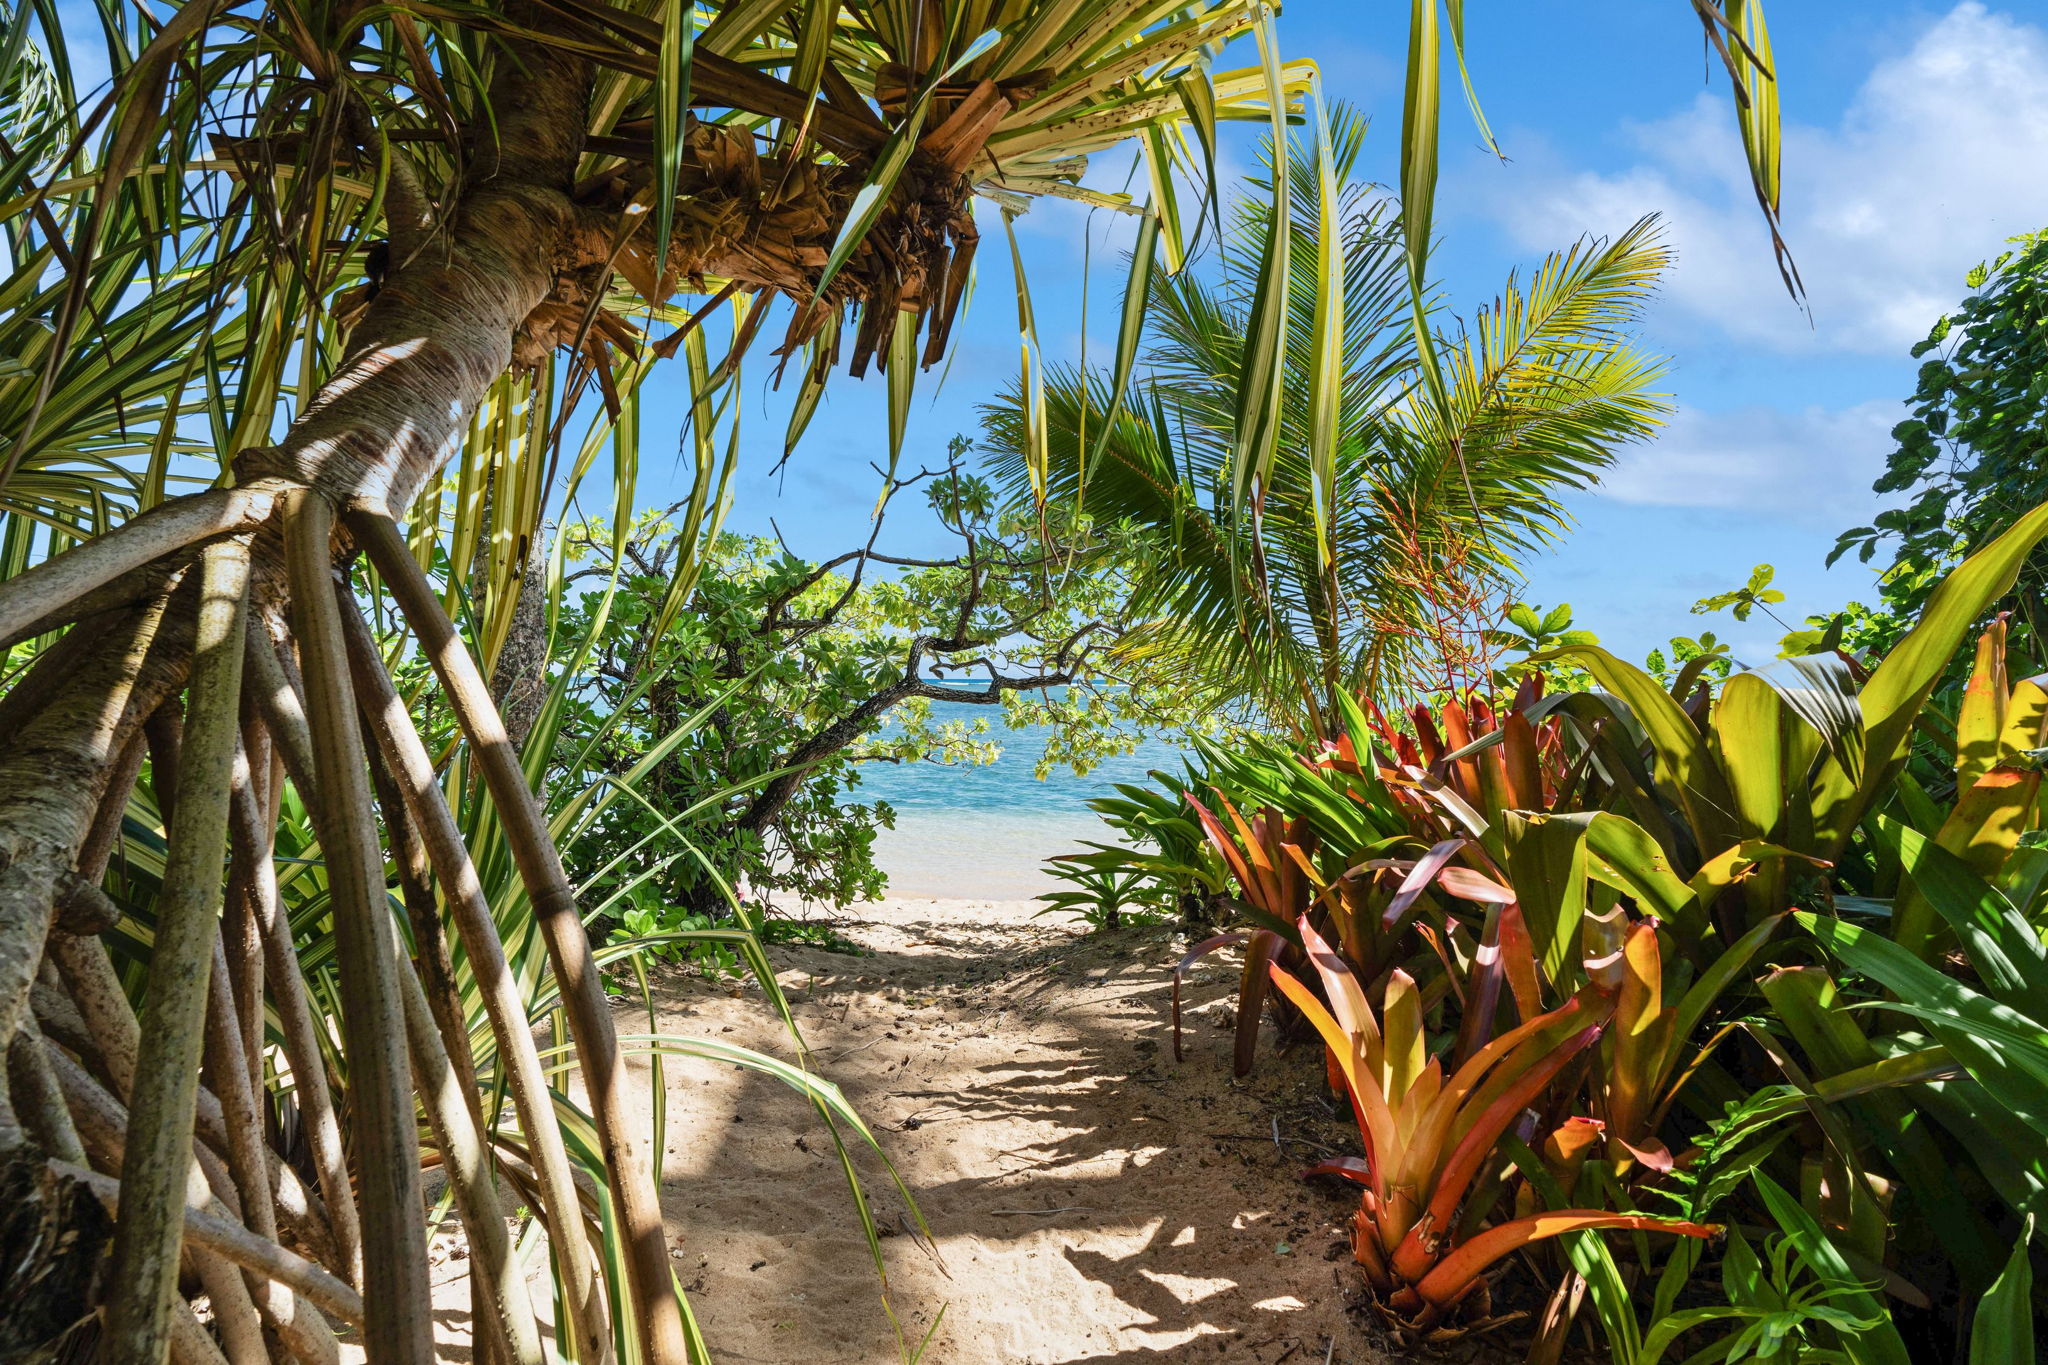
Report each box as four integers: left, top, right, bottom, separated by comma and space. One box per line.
865, 806, 1111, 900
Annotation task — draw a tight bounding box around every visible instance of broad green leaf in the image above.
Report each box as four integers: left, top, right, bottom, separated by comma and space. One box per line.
1441, 0, 1499, 158
1750, 652, 1860, 783
1716, 0, 1802, 299
1140, 125, 1186, 275
882, 305, 916, 501
786, 0, 842, 146
1398, 0, 1440, 315
814, 137, 925, 302
1800, 912, 2048, 1124
1584, 810, 1705, 940
1811, 499, 2048, 854
1174, 66, 1221, 257
1969, 1215, 2034, 1364
1874, 819, 2048, 1002
1545, 643, 1740, 857
1501, 811, 1591, 986
782, 327, 831, 458
1399, 0, 1450, 413
1711, 672, 1789, 841
1996, 673, 2048, 764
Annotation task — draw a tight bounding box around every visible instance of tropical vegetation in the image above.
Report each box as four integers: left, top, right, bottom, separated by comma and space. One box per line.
546, 443, 1175, 919
1836, 231, 2048, 654
1, 0, 1318, 1353
984, 110, 1674, 731
0, 0, 1891, 1357
1079, 509, 2048, 1358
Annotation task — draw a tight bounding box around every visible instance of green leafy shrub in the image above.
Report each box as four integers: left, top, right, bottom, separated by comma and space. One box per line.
1109, 505, 2048, 1356
1036, 859, 1173, 929
1836, 231, 2048, 654
548, 451, 1181, 925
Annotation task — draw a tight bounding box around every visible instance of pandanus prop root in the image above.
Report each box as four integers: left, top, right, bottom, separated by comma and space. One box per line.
0, 484, 680, 1363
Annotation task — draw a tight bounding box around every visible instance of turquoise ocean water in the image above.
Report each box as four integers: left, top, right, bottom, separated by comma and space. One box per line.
847, 685, 1186, 901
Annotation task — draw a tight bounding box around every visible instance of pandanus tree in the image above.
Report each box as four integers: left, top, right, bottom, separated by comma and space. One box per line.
0, 0, 1791, 1361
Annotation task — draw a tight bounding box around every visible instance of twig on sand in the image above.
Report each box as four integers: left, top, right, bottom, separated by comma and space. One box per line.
988, 1206, 1095, 1216
1208, 1129, 1342, 1157
829, 1036, 886, 1060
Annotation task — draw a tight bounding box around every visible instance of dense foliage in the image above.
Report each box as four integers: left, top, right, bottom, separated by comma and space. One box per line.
549, 448, 1206, 922
1078, 513, 2048, 1358
0, 0, 1326, 1351
0, 0, 1840, 1353
1835, 233, 2048, 652
984, 112, 1672, 731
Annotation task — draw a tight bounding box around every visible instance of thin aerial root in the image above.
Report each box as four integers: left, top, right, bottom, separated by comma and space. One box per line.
241, 621, 321, 810
338, 548, 612, 1360
102, 535, 252, 1365
75, 727, 147, 884
48, 1043, 290, 1365
355, 501, 683, 1365
58, 1160, 360, 1332
228, 766, 361, 1285
8, 1018, 84, 1163
200, 936, 272, 1232
0, 483, 280, 653
396, 950, 549, 1365
284, 487, 434, 1360
225, 726, 267, 1094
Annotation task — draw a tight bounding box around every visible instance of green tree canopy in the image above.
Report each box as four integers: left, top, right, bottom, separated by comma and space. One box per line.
1835, 232, 2048, 655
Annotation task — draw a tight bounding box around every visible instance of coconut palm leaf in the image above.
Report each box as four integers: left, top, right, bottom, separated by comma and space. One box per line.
985, 112, 1671, 729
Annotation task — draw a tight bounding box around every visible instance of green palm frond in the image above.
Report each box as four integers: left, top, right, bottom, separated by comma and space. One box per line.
985, 113, 1673, 726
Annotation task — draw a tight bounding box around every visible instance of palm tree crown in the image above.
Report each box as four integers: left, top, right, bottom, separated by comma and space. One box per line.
985, 106, 1673, 731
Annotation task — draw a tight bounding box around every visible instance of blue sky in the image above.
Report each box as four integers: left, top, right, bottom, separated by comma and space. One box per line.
641, 0, 2048, 669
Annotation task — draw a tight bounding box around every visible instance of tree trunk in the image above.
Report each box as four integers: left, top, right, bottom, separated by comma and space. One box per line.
0, 7, 696, 1361
490, 527, 552, 753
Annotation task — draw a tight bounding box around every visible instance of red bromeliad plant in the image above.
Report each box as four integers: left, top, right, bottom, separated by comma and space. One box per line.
1357, 675, 1580, 839
1170, 688, 1576, 1078
1175, 794, 1318, 1073
1270, 917, 1720, 1332
1176, 785, 1428, 1074
1579, 904, 1789, 1174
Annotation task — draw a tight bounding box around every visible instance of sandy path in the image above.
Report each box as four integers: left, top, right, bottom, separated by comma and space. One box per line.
642, 897, 1399, 1365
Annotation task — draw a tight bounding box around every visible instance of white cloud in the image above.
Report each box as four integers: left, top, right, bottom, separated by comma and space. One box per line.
1496, 3, 2048, 353
1595, 399, 1900, 526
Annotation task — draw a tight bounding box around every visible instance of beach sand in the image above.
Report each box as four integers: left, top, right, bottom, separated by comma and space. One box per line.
397, 896, 1428, 1363
641, 895, 1401, 1364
